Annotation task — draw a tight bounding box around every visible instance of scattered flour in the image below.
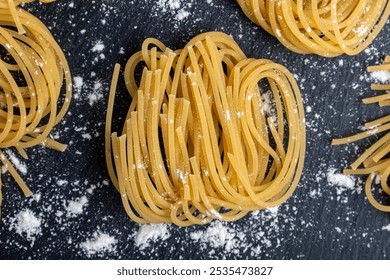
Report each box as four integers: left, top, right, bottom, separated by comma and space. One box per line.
91, 41, 105, 52
135, 224, 170, 249
382, 224, 390, 231
6, 151, 27, 175
167, 0, 180, 9
190, 221, 236, 251
73, 76, 83, 99
65, 196, 88, 216
176, 10, 189, 21
56, 179, 68, 186
327, 168, 355, 190
87, 81, 104, 106
80, 232, 117, 256
326, 168, 361, 203
371, 70, 390, 83
266, 206, 279, 215
30, 193, 41, 203
184, 207, 282, 255
10, 209, 42, 245
261, 90, 277, 123
157, 0, 180, 11
82, 133, 92, 140
73, 76, 83, 90
155, 0, 190, 22
73, 76, 104, 105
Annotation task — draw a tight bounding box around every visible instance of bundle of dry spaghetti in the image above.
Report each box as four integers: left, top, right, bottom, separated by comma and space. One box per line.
236, 0, 390, 57
332, 56, 390, 211
0, 0, 72, 210
106, 32, 306, 226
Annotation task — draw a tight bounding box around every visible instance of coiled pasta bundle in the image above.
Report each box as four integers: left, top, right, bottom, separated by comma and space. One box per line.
0, 1, 72, 209
237, 0, 390, 57
106, 32, 306, 226
332, 56, 390, 211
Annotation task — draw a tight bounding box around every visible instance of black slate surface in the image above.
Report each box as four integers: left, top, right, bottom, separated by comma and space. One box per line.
0, 0, 389, 260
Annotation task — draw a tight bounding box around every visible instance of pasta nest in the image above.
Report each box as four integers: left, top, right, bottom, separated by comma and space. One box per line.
0, 0, 71, 208
106, 32, 306, 226
237, 0, 390, 57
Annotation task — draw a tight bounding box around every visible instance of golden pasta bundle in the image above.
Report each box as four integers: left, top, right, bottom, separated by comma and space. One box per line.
332, 56, 390, 211
106, 32, 306, 226
237, 0, 390, 57
0, 0, 72, 208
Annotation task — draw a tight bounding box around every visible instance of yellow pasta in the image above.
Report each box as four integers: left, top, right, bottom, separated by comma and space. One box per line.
0, 1, 72, 210
106, 32, 306, 226
237, 0, 390, 57
332, 56, 390, 211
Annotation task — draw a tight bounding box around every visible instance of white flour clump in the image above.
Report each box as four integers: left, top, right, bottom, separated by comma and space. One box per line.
168, 0, 180, 9
382, 224, 390, 231
327, 168, 356, 191
155, 0, 190, 22
73, 76, 83, 99
10, 209, 42, 245
65, 196, 88, 216
135, 224, 170, 249
80, 232, 117, 256
87, 81, 104, 106
326, 168, 361, 203
176, 10, 189, 21
190, 221, 236, 251
56, 179, 68, 186
91, 41, 105, 52
6, 151, 27, 175
371, 70, 390, 83
261, 90, 277, 123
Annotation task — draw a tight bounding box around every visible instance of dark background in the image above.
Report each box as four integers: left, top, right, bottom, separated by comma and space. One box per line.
0, 0, 389, 259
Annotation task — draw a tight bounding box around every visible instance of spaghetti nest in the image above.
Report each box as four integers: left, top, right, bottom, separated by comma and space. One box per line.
0, 0, 71, 208
333, 56, 390, 212
106, 32, 306, 226
237, 0, 390, 57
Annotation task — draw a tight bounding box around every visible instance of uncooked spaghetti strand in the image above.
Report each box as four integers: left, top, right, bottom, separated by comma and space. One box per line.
111, 133, 145, 224
365, 172, 390, 212
363, 92, 390, 104
371, 84, 390, 91
105, 63, 121, 191
364, 115, 390, 128
332, 123, 390, 145
368, 64, 390, 72
332, 56, 390, 211
344, 160, 389, 175
349, 132, 390, 170
7, 0, 25, 34
0, 151, 31, 196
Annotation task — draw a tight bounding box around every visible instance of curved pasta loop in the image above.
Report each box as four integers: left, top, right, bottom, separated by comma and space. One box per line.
333, 56, 390, 212
0, 0, 55, 34
0, 1, 72, 211
237, 0, 390, 57
106, 32, 306, 226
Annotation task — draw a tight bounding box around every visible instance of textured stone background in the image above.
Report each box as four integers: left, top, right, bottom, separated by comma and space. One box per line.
0, 0, 389, 259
